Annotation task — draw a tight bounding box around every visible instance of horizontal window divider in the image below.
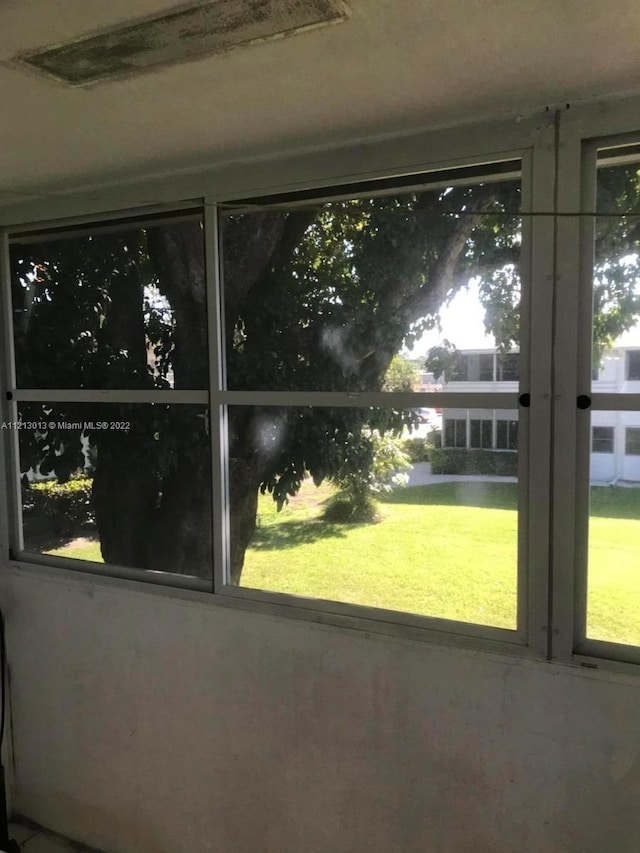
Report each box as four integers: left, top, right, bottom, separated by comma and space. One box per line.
589, 393, 640, 411
217, 583, 526, 645
11, 551, 212, 593
217, 390, 520, 408
11, 389, 209, 404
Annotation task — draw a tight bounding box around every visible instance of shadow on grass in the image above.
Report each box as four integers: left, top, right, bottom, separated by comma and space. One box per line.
251, 517, 353, 550
22, 523, 99, 553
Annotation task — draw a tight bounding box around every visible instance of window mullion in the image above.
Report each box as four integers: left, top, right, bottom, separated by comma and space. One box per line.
204, 201, 228, 594
0, 229, 23, 557
523, 120, 557, 658
550, 122, 596, 661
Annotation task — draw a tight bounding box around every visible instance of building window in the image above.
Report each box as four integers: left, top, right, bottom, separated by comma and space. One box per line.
626, 351, 640, 380
478, 354, 494, 381
625, 427, 640, 455
592, 426, 614, 453
496, 419, 518, 450
451, 353, 469, 381
444, 418, 467, 448
469, 419, 493, 448
496, 353, 519, 381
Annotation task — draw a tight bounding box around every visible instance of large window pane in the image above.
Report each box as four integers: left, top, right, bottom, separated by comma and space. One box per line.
17, 402, 212, 579
587, 410, 640, 646
221, 168, 521, 394
227, 405, 518, 630
592, 151, 640, 393
587, 150, 640, 648
10, 214, 207, 390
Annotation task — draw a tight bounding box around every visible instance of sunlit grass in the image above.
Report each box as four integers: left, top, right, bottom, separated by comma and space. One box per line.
242, 481, 518, 629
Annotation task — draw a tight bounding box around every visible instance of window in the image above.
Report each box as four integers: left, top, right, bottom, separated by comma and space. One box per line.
478, 354, 494, 381
469, 419, 493, 448
8, 213, 213, 582
495, 420, 518, 450
496, 353, 519, 381
444, 418, 468, 448
626, 351, 640, 380
2, 160, 523, 639
582, 141, 640, 653
451, 354, 469, 381
219, 164, 522, 633
625, 427, 640, 455
592, 426, 614, 453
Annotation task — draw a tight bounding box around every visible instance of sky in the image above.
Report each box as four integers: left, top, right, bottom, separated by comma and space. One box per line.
407, 279, 640, 359
407, 280, 499, 358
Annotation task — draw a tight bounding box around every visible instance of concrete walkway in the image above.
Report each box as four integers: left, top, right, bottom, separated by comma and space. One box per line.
404, 461, 517, 487
404, 462, 639, 488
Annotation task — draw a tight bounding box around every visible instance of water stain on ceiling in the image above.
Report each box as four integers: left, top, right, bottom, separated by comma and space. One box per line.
13, 0, 350, 85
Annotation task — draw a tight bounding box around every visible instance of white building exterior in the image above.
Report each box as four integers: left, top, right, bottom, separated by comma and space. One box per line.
442, 347, 640, 482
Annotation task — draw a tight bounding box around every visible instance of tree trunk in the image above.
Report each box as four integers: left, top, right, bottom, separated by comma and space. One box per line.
228, 460, 260, 585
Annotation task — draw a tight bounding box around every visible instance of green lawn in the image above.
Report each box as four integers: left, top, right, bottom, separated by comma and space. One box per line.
43, 482, 640, 644
244, 481, 518, 629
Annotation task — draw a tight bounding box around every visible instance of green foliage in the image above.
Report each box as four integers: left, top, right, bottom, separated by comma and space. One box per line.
324, 432, 411, 522
382, 354, 419, 391
425, 340, 459, 381
430, 448, 517, 477
401, 428, 441, 463
402, 437, 430, 463
427, 427, 442, 447
24, 476, 94, 535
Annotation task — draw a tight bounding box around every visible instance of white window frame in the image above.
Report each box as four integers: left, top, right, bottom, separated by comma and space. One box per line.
553, 96, 640, 670
0, 110, 562, 660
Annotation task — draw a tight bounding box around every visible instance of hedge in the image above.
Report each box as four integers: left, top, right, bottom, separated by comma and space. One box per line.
430, 448, 518, 476
23, 477, 94, 535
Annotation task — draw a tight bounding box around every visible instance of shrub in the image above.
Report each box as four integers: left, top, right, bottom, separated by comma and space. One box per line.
402, 427, 442, 463
24, 476, 94, 535
430, 448, 518, 477
427, 427, 442, 448
325, 432, 411, 523
402, 437, 430, 463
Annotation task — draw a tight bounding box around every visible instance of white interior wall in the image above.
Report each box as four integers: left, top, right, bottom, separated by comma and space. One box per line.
2, 567, 639, 853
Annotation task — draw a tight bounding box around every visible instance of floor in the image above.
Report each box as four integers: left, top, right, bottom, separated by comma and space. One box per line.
7, 821, 103, 853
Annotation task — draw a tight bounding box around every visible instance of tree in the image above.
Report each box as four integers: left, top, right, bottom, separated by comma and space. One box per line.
11, 164, 640, 584
424, 339, 460, 381
324, 431, 411, 523
382, 354, 420, 391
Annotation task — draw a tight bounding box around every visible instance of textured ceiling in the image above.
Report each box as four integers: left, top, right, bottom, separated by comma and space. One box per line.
1, 0, 640, 198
